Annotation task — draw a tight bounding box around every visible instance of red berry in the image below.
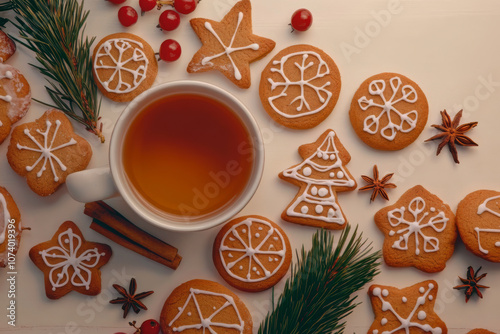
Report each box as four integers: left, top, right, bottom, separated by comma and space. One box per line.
158, 10, 180, 31
291, 8, 313, 32
159, 39, 181, 62
118, 6, 138, 27
140, 319, 161, 334
139, 0, 156, 12
107, 0, 127, 4
174, 0, 197, 15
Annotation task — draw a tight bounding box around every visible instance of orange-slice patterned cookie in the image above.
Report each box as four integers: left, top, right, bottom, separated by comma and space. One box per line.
160, 279, 252, 334
368, 280, 447, 334
213, 215, 291, 292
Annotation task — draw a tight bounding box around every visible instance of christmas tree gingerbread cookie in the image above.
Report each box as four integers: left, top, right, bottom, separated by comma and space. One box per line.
160, 279, 253, 334
259, 44, 341, 129
368, 280, 447, 334
374, 185, 457, 273
279, 129, 357, 229
187, 0, 275, 89
92, 33, 158, 102
7, 109, 92, 196
456, 189, 500, 262
213, 215, 292, 292
349, 72, 428, 150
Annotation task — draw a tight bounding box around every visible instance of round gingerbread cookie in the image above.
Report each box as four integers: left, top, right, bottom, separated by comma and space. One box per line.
259, 44, 341, 129
0, 31, 16, 63
213, 215, 291, 292
456, 190, 500, 262
467, 330, 496, 334
349, 72, 428, 150
160, 279, 253, 334
92, 33, 158, 102
0, 186, 23, 268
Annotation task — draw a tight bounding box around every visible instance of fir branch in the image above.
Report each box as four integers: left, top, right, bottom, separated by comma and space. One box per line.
258, 225, 381, 334
5, 0, 104, 142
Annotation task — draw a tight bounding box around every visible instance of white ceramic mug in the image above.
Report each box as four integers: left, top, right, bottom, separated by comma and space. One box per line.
66, 81, 264, 231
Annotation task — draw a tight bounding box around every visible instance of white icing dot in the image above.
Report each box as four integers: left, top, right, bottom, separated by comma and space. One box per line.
301, 206, 308, 214
257, 271, 261, 275
303, 167, 312, 176
187, 312, 192, 316
428, 283, 434, 289
418, 310, 427, 320
252, 267, 257, 272
242, 229, 247, 234
255, 233, 260, 238
315, 205, 323, 214
239, 266, 243, 270
373, 331, 379, 334
229, 237, 235, 241
317, 151, 322, 158
428, 295, 433, 301
372, 287, 381, 296
275, 258, 279, 261
495, 241, 500, 247
258, 227, 263, 231
228, 253, 233, 258
329, 172, 335, 178
273, 237, 279, 241
337, 171, 344, 178
213, 306, 216, 310
430, 207, 436, 212
322, 154, 329, 161
268, 257, 273, 262
311, 186, 318, 196
389, 230, 395, 236
318, 188, 328, 197
329, 154, 336, 160
402, 297, 407, 303
327, 208, 335, 217
382, 289, 389, 297
381, 318, 387, 325
419, 287, 425, 293
178, 307, 182, 311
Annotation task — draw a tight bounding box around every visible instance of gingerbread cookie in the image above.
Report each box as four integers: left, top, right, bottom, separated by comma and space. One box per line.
187, 0, 275, 89
29, 221, 112, 299
349, 72, 428, 150
0, 63, 31, 144
279, 129, 356, 230
456, 190, 500, 262
92, 33, 158, 102
467, 329, 496, 334
368, 280, 447, 334
259, 44, 341, 129
374, 185, 456, 273
7, 109, 92, 196
160, 279, 252, 334
0, 31, 16, 63
0, 186, 22, 268
213, 215, 291, 292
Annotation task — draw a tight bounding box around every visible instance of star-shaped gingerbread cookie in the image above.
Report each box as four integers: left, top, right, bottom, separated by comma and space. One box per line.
368, 280, 447, 334
29, 221, 112, 299
187, 0, 275, 89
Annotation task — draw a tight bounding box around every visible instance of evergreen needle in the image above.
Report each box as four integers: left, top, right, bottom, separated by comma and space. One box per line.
258, 225, 381, 334
1, 0, 104, 142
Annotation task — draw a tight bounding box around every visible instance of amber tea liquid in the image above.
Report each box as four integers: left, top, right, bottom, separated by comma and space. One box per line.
122, 93, 254, 218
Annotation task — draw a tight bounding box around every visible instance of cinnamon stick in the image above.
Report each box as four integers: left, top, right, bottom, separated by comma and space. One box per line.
84, 201, 177, 262
90, 219, 182, 270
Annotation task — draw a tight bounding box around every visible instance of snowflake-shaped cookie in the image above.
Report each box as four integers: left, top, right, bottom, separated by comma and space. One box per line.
375, 185, 456, 273
29, 221, 112, 299
7, 109, 92, 196
368, 280, 447, 334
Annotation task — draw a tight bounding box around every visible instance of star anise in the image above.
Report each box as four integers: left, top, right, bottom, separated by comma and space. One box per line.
453, 266, 489, 302
109, 278, 154, 318
359, 165, 396, 202
425, 109, 478, 164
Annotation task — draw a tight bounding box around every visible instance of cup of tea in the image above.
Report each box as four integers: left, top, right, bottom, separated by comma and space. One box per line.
66, 81, 264, 231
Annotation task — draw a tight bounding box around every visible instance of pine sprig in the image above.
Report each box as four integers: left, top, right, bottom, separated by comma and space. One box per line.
1, 0, 104, 142
258, 225, 381, 334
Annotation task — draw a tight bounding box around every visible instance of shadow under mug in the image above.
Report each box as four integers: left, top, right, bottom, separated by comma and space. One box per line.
66, 81, 264, 232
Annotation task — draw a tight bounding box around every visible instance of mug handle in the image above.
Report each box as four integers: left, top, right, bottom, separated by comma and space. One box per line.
66, 167, 119, 203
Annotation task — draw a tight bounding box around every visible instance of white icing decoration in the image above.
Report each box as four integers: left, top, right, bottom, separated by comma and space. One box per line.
255, 233, 260, 238
329, 172, 335, 178
168, 288, 245, 333
202, 12, 259, 81
0, 193, 11, 244
337, 171, 344, 178
219, 217, 287, 283
419, 287, 425, 293
402, 297, 407, 303
381, 318, 388, 325
267, 51, 333, 119
358, 76, 418, 141
476, 195, 500, 254
17, 120, 77, 182
371, 283, 441, 334
315, 205, 323, 214
318, 188, 328, 197
94, 38, 148, 94
301, 206, 308, 214
0, 70, 13, 104
187, 312, 191, 316
382, 289, 389, 297
228, 253, 233, 258
387, 197, 448, 255
39, 227, 106, 291
281, 130, 356, 225
303, 167, 312, 176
